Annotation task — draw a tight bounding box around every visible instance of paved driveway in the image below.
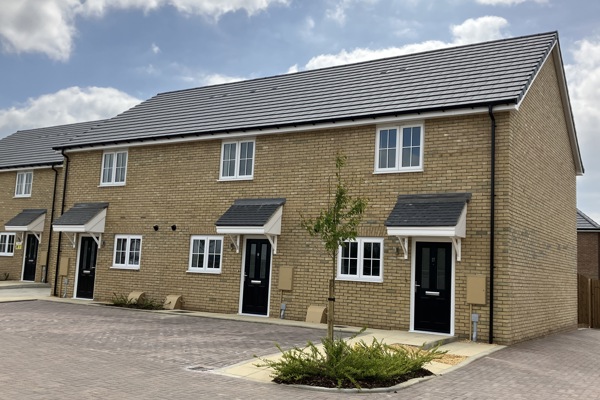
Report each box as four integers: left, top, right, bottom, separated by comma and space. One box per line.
1, 300, 599, 399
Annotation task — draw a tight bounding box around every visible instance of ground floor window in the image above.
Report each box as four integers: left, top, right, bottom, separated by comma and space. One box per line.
0, 233, 15, 256
337, 237, 383, 282
112, 235, 142, 269
188, 236, 223, 273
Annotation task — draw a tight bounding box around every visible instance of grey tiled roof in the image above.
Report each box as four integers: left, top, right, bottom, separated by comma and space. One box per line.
5, 209, 47, 227
58, 32, 558, 149
216, 198, 286, 227
0, 120, 105, 169
386, 193, 472, 227
577, 209, 600, 231
53, 203, 109, 226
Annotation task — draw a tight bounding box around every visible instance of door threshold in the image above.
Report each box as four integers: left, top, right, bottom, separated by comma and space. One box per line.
238, 312, 269, 318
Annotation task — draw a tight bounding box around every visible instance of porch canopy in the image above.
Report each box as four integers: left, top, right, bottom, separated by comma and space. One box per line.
52, 203, 109, 248
215, 198, 286, 254
385, 193, 471, 261
4, 209, 47, 243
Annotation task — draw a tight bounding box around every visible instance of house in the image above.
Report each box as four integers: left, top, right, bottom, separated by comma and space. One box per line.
0, 121, 103, 286
46, 32, 582, 345
577, 209, 600, 279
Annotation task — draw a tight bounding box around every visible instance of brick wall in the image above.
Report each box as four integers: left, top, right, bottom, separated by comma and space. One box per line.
0, 167, 63, 283
502, 52, 578, 344
578, 232, 600, 278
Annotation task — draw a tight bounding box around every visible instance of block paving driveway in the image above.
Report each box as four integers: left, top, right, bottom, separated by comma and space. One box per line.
1, 300, 599, 399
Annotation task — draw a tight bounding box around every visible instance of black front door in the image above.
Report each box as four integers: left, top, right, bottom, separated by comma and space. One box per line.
414, 242, 452, 334
22, 234, 38, 281
76, 236, 98, 299
242, 239, 272, 315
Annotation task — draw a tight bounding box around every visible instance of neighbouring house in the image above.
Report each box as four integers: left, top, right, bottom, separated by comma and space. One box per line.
577, 209, 600, 279
0, 121, 103, 284
44, 32, 582, 345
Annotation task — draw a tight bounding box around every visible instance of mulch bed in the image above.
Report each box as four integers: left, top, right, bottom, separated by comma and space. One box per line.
273, 368, 433, 389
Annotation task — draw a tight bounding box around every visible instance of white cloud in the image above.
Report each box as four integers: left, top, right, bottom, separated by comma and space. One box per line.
0, 87, 141, 139
302, 16, 509, 70
476, 0, 547, 5
325, 0, 379, 26
151, 43, 161, 54
0, 0, 289, 61
566, 38, 600, 218
181, 72, 247, 86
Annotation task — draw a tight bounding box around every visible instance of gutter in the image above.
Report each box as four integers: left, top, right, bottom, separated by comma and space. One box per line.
53, 150, 70, 297
488, 105, 496, 344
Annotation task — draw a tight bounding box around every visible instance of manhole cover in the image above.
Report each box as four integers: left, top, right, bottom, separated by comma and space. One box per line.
186, 365, 215, 372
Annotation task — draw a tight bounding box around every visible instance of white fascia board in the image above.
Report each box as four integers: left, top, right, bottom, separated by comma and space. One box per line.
216, 226, 267, 235
387, 226, 458, 237
63, 105, 518, 154
4, 214, 46, 233
0, 165, 62, 173
53, 225, 87, 233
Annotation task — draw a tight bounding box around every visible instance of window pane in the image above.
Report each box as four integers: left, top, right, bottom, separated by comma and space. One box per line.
24, 172, 32, 195
412, 127, 421, 146
378, 149, 387, 169
115, 238, 127, 264
401, 148, 411, 168
421, 247, 430, 289
403, 128, 412, 146
222, 143, 236, 177
207, 239, 221, 269
436, 247, 446, 290
191, 239, 205, 268
0, 235, 6, 253
15, 173, 24, 195
115, 152, 127, 183
239, 141, 254, 176
350, 242, 358, 258
378, 129, 397, 168
7, 235, 14, 254
260, 244, 268, 279
342, 259, 349, 275
129, 238, 141, 266
349, 259, 357, 275
103, 153, 114, 183
401, 127, 421, 168
411, 147, 420, 167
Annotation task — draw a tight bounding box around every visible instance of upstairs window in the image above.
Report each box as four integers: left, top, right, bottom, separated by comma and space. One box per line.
101, 150, 128, 186
337, 238, 384, 282
375, 124, 423, 173
15, 171, 33, 197
0, 233, 15, 256
220, 140, 254, 180
112, 235, 142, 269
188, 236, 223, 273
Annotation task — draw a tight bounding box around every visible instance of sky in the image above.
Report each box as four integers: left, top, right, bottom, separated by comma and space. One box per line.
0, 0, 598, 220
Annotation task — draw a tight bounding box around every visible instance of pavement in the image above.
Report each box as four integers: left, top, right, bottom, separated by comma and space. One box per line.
1, 281, 599, 399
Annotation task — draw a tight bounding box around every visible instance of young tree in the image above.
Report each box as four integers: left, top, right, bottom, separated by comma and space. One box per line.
301, 153, 367, 340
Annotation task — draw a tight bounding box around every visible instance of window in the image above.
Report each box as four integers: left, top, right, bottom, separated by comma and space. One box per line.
15, 171, 33, 197
337, 238, 383, 282
188, 236, 223, 273
220, 140, 255, 180
375, 124, 423, 173
0, 233, 16, 256
101, 150, 128, 185
112, 235, 142, 269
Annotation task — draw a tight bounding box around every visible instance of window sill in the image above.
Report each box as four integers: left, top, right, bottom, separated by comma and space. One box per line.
186, 269, 221, 274
218, 176, 253, 182
0, 254, 14, 257
14, 195, 32, 198
110, 265, 140, 270
373, 168, 423, 174
336, 276, 383, 283
99, 183, 126, 187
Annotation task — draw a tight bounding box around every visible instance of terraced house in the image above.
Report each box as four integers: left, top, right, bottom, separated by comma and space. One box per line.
18, 32, 580, 345
0, 122, 102, 284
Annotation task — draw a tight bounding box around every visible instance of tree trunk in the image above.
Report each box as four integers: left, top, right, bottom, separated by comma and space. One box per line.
327, 256, 336, 341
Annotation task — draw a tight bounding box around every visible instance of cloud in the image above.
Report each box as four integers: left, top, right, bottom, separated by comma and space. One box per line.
0, 87, 141, 139
302, 16, 509, 70
565, 38, 600, 220
151, 43, 160, 54
0, 0, 289, 61
181, 72, 247, 86
476, 0, 547, 5
325, 0, 379, 26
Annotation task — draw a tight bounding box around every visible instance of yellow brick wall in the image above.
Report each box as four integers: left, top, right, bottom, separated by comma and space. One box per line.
0, 167, 63, 283
501, 53, 578, 344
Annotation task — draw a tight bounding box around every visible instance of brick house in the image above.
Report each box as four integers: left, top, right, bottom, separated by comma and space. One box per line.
0, 122, 102, 284
577, 209, 600, 279
47, 32, 582, 344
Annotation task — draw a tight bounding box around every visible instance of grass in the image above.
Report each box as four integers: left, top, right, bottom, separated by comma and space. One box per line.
256, 331, 445, 389
110, 293, 164, 310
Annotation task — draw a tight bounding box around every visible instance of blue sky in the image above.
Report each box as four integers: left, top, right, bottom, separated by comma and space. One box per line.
0, 0, 599, 220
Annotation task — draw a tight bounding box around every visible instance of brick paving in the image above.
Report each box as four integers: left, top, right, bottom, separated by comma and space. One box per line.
1, 300, 600, 399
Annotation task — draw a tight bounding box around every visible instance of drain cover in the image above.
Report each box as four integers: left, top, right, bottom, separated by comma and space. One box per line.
187, 365, 214, 372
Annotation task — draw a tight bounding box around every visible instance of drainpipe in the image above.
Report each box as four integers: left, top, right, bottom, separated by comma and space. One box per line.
44, 164, 59, 284
488, 105, 496, 344
53, 150, 70, 297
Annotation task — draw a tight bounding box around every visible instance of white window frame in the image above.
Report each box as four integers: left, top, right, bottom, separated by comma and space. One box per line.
111, 235, 142, 270
0, 233, 16, 256
219, 139, 255, 181
374, 123, 424, 173
188, 236, 223, 274
337, 237, 384, 282
15, 171, 33, 197
100, 150, 128, 186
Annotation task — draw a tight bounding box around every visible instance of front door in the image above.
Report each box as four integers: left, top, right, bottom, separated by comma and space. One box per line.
76, 236, 98, 299
414, 242, 452, 334
22, 234, 38, 281
241, 239, 272, 315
